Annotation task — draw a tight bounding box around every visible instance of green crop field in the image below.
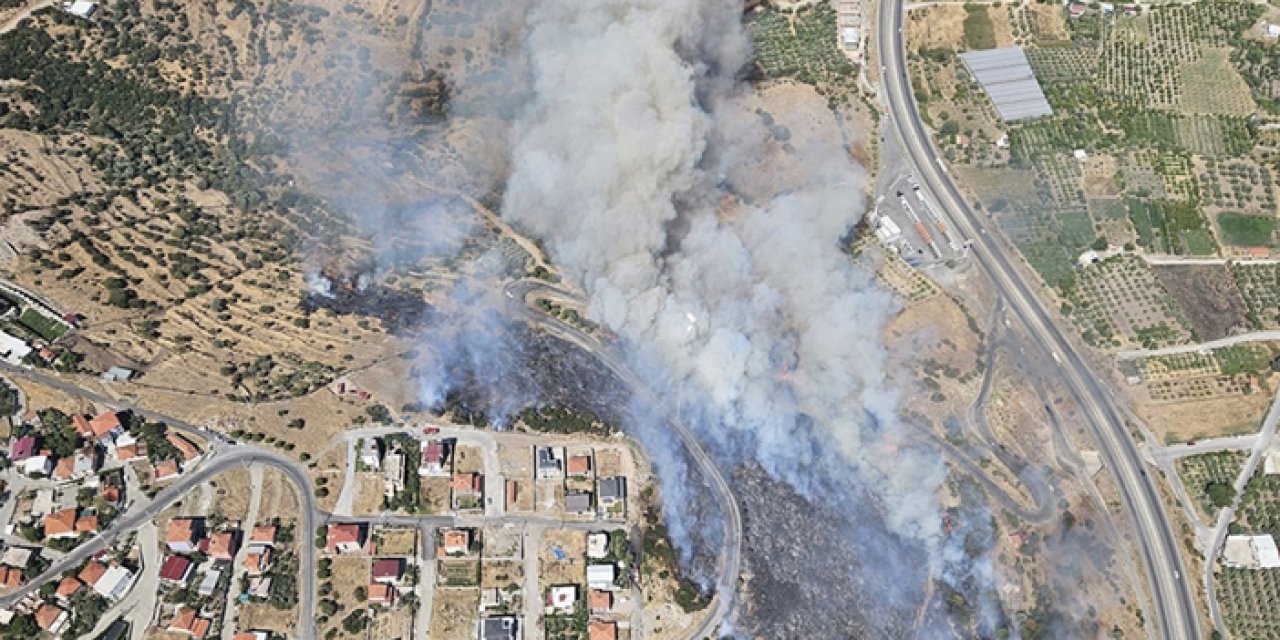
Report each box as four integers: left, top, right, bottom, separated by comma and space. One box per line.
963, 6, 997, 50
1217, 212, 1275, 247
18, 308, 66, 341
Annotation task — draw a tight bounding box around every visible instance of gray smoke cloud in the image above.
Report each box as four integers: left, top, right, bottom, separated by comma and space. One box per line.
500, 0, 946, 546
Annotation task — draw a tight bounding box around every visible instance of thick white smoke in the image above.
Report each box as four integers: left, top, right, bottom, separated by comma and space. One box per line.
501, 0, 946, 546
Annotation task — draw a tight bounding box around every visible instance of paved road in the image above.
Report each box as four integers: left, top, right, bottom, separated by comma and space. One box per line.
505, 280, 742, 640
877, 4, 1198, 638
1201, 389, 1280, 635
1115, 330, 1280, 360
0, 362, 319, 640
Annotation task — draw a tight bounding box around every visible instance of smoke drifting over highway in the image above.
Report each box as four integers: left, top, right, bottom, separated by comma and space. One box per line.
501, 0, 946, 543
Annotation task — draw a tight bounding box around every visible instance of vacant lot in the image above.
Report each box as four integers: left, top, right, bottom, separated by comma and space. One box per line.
374, 527, 418, 556
368, 604, 413, 640
481, 560, 524, 593
211, 468, 252, 520
438, 558, 480, 587
421, 477, 451, 514
453, 445, 485, 475
1153, 264, 1250, 340
429, 588, 479, 639
540, 530, 587, 588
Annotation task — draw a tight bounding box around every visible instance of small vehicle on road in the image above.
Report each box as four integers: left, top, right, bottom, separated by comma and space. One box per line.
423, 426, 440, 435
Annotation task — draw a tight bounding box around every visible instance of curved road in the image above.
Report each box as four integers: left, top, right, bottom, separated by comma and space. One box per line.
0, 446, 317, 640
505, 280, 743, 640
0, 363, 318, 640
877, 5, 1198, 639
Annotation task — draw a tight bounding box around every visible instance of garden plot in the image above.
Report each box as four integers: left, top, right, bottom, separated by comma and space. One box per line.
1174, 115, 1253, 157
1068, 255, 1193, 348
1088, 198, 1138, 247
1176, 451, 1247, 521
1216, 212, 1276, 248
1231, 263, 1280, 329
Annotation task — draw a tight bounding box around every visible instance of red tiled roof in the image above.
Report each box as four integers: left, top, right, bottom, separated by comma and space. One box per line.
158, 555, 191, 582
74, 515, 98, 533
367, 582, 395, 604
326, 524, 363, 552
166, 433, 200, 461
588, 620, 617, 640
34, 604, 64, 631
55, 577, 81, 598
207, 532, 237, 560
155, 459, 180, 480
249, 526, 277, 545
86, 412, 122, 439
77, 561, 107, 587
567, 455, 591, 476
43, 508, 77, 537
371, 558, 402, 580
166, 518, 198, 545
451, 472, 481, 493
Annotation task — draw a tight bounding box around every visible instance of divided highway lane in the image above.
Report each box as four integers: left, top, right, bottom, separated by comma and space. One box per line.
876, 4, 1198, 639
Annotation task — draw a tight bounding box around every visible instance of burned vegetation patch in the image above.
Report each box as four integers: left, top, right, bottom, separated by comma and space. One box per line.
428, 325, 630, 428
300, 283, 433, 335
1153, 264, 1250, 340
733, 465, 924, 638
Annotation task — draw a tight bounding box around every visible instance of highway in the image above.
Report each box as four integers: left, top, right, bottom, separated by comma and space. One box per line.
876, 4, 1198, 638
504, 279, 743, 640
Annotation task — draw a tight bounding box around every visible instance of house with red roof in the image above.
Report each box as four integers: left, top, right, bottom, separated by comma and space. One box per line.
371, 558, 403, 584
10, 436, 35, 462
325, 523, 365, 554
159, 555, 193, 584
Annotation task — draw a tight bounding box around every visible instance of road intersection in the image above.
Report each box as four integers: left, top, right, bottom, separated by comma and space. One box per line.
876, 3, 1199, 637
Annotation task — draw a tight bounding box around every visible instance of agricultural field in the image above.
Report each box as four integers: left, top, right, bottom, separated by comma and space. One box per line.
1232, 263, 1280, 329
1175, 451, 1247, 521
1219, 469, 1280, 639
909, 0, 1280, 297
1219, 568, 1280, 640
1065, 255, 1193, 349
1137, 344, 1271, 401
748, 4, 858, 93
1217, 212, 1276, 247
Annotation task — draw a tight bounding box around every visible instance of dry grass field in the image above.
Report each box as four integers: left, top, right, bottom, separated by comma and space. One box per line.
428, 588, 479, 639
373, 527, 418, 556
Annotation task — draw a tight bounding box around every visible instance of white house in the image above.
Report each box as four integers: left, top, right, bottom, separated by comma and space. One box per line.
0, 331, 31, 366
22, 455, 51, 477
93, 565, 133, 600
586, 564, 616, 590
359, 438, 381, 470
545, 585, 577, 613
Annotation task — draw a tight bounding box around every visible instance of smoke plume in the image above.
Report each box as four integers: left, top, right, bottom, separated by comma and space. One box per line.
500, 0, 945, 545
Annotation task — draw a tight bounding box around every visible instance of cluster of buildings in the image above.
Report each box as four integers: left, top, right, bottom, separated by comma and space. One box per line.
532, 447, 627, 519
323, 522, 411, 607
2, 553, 137, 636
541, 530, 628, 640
158, 518, 282, 638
